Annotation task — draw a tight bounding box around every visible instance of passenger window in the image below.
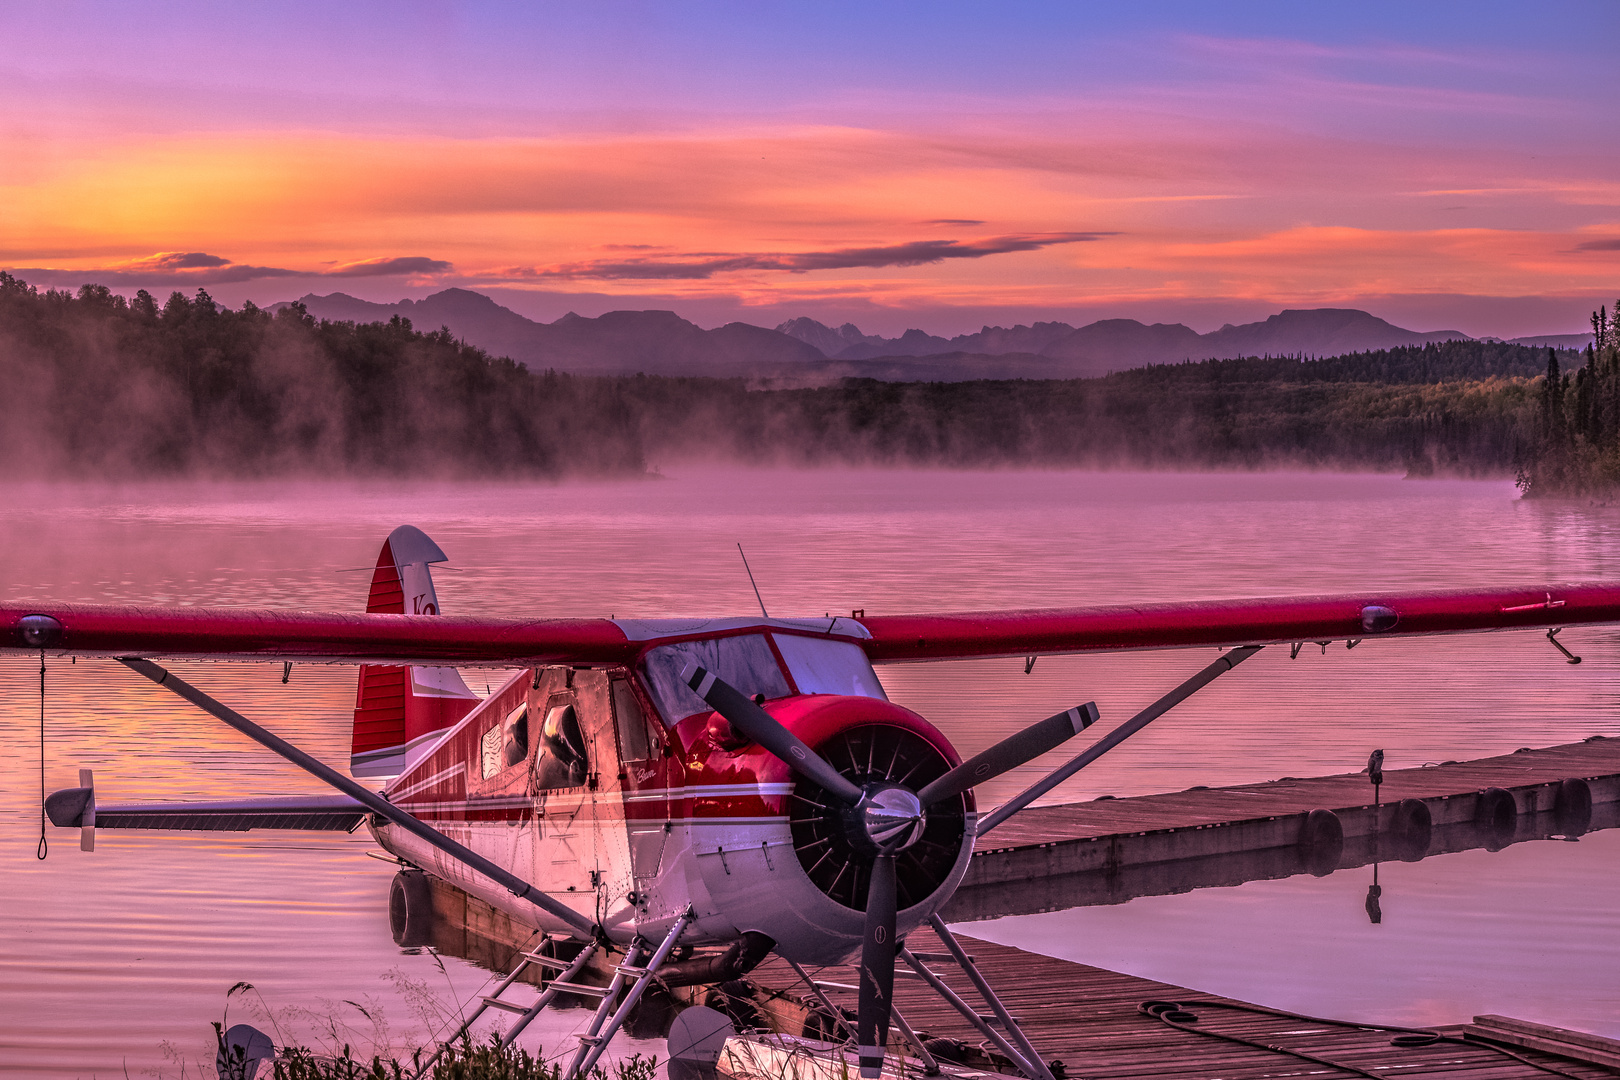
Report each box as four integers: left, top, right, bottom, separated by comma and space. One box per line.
639, 634, 791, 724
503, 703, 530, 767
612, 679, 658, 761
535, 703, 590, 790
480, 724, 503, 779
481, 702, 530, 779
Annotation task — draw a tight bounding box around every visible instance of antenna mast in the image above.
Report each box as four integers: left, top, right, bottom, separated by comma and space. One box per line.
737, 543, 768, 617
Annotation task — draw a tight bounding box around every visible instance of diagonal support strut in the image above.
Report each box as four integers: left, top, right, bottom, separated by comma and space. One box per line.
118, 657, 597, 937
412, 938, 601, 1080
976, 645, 1263, 837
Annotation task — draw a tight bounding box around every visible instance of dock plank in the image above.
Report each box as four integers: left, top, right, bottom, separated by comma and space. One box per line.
748, 928, 1615, 1080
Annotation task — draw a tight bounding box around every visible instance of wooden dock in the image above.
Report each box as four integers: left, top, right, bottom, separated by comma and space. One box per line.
743, 927, 1620, 1080
947, 735, 1620, 921
408, 736, 1620, 1077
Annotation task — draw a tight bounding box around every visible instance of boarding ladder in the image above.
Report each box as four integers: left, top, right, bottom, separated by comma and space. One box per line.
411, 906, 693, 1080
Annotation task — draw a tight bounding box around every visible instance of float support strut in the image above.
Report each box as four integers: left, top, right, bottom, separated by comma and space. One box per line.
929, 915, 1053, 1080
898, 949, 1041, 1078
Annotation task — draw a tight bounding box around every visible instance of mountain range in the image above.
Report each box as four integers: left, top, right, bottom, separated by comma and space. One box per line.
280, 289, 1584, 382
778, 308, 1472, 369
277, 289, 824, 376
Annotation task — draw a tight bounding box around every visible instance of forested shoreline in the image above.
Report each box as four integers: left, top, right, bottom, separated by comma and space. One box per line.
0, 272, 1606, 484
0, 274, 644, 477
1514, 305, 1620, 497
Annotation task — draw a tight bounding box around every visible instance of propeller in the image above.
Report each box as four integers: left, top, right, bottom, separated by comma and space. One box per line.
857, 853, 898, 1077
680, 663, 1095, 1078
917, 706, 1096, 808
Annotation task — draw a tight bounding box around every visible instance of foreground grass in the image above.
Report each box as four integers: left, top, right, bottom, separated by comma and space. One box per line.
217, 1027, 658, 1080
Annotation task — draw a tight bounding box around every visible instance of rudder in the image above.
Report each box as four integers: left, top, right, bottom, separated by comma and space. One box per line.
351, 526, 480, 778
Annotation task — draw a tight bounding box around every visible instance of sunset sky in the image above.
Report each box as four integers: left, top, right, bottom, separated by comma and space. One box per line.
3, 2, 1617, 337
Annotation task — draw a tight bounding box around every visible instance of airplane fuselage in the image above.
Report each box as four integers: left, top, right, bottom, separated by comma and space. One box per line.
375, 618, 975, 966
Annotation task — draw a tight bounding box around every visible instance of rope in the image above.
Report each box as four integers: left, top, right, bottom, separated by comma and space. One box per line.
36, 651, 47, 860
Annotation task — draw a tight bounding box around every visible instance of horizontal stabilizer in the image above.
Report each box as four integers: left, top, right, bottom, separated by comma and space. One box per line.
46, 791, 366, 832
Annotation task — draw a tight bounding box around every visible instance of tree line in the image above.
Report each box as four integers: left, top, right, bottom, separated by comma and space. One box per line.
0, 274, 644, 477
0, 272, 1596, 480
1517, 301, 1620, 496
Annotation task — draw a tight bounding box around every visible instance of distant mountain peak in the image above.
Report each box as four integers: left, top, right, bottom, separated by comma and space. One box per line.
777, 316, 883, 356
430, 286, 502, 306
286, 289, 821, 376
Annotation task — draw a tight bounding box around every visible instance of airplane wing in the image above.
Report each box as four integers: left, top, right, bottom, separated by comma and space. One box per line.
0, 604, 635, 665
858, 583, 1620, 662
4, 583, 1620, 666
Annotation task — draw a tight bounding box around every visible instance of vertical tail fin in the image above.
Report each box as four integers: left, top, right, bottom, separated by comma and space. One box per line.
350, 526, 480, 779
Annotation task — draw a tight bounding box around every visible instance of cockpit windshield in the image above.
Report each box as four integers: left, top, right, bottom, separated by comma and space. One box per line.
638, 632, 889, 726
640, 634, 790, 725
772, 634, 888, 700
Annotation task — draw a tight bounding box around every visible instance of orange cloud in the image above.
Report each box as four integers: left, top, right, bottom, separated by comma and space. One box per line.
3, 120, 1615, 316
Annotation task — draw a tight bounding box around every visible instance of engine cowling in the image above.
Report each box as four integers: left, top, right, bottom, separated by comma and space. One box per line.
682, 695, 974, 965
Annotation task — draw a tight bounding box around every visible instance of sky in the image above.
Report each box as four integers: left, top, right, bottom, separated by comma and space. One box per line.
3, 2, 1618, 338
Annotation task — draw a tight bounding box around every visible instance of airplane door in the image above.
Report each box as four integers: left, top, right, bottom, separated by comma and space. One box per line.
611, 676, 677, 913
530, 670, 593, 897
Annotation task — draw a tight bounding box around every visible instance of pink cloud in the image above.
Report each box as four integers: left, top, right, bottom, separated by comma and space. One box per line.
505, 234, 1112, 281
326, 255, 453, 277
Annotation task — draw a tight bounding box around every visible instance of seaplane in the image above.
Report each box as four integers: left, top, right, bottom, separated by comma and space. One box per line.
10, 525, 1620, 1079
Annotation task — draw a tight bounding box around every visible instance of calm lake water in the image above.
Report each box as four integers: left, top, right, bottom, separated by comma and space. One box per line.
3, 468, 1619, 1076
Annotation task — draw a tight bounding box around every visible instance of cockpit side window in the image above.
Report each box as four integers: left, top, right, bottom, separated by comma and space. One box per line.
611, 678, 660, 761
771, 634, 888, 700
534, 702, 590, 790
639, 634, 790, 725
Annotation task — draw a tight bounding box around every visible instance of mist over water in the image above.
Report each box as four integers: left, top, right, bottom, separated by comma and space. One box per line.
3, 468, 1620, 1074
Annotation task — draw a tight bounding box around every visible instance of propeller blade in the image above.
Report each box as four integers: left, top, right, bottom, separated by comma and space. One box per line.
680, 664, 865, 805
916, 702, 1097, 808
857, 853, 898, 1080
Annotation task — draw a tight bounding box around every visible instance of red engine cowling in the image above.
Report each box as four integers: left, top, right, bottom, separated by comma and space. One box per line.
679, 694, 975, 965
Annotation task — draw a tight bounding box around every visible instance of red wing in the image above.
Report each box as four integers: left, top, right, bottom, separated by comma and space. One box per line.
858, 583, 1620, 662
11, 583, 1620, 666
1, 604, 635, 666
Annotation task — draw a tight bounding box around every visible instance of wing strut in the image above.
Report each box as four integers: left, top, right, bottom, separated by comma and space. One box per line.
117, 658, 597, 938
976, 645, 1263, 837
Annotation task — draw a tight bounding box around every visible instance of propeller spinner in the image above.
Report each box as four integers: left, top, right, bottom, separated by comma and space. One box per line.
680, 662, 1096, 1078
